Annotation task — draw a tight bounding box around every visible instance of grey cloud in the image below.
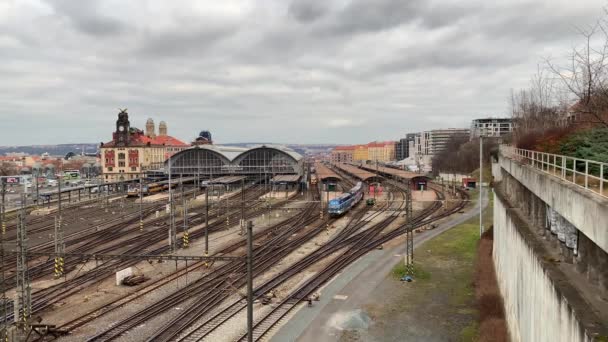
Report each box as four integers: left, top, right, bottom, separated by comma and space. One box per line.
324, 0, 426, 35
137, 26, 236, 58
288, 0, 329, 23
0, 0, 606, 145
46, 0, 127, 36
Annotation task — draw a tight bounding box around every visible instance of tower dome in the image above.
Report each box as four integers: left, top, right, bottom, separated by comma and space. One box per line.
145, 118, 156, 138
159, 121, 167, 136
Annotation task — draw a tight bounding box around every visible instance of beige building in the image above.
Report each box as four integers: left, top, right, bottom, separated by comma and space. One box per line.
332, 142, 395, 163
367, 141, 396, 162
100, 110, 188, 182
330, 146, 355, 163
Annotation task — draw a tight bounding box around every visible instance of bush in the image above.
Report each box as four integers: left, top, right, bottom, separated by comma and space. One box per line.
515, 126, 577, 153
559, 128, 608, 163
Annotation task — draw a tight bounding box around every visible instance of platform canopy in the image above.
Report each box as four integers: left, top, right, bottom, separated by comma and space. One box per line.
315, 162, 342, 183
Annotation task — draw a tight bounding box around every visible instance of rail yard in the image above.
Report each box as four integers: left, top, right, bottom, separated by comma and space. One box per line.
0, 154, 473, 342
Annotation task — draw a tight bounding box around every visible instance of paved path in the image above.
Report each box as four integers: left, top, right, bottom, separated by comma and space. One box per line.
271, 190, 489, 342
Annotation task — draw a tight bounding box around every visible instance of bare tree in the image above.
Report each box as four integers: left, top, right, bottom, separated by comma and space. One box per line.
510, 65, 564, 137
0, 162, 18, 177
546, 23, 608, 128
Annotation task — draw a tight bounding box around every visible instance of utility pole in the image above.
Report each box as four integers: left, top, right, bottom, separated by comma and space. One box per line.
1, 181, 5, 235
205, 186, 209, 256
16, 194, 31, 330
405, 180, 414, 276
1, 179, 7, 341
225, 184, 229, 230
479, 136, 483, 237
169, 160, 176, 253
139, 168, 143, 232
181, 176, 189, 248
55, 174, 64, 279
240, 178, 245, 235
319, 182, 324, 220
246, 220, 253, 342
35, 169, 39, 208
374, 159, 379, 202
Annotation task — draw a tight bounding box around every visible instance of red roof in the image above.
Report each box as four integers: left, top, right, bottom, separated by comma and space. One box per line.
367, 141, 395, 147
334, 145, 356, 151
103, 131, 188, 148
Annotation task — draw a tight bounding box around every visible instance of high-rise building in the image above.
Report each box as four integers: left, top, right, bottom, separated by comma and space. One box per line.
470, 118, 513, 138
395, 133, 416, 160
408, 128, 470, 161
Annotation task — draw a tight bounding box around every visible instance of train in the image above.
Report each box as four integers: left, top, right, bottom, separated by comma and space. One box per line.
126, 182, 174, 197
328, 182, 364, 216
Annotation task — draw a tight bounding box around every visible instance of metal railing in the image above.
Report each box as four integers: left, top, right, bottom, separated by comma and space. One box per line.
500, 145, 607, 198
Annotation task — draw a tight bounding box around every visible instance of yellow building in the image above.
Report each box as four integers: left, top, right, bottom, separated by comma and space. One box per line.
367, 141, 396, 162
353, 144, 369, 162
100, 110, 188, 182
383, 141, 396, 161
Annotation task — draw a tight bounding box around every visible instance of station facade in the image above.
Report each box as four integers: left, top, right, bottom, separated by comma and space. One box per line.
166, 144, 304, 179
100, 110, 188, 182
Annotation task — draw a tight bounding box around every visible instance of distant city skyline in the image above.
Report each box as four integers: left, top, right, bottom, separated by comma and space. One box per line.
0, 0, 604, 145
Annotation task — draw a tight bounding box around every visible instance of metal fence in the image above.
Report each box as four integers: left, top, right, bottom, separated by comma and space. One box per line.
500, 145, 607, 198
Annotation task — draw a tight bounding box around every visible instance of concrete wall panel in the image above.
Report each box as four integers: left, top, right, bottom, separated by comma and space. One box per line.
493, 195, 591, 342
499, 156, 608, 253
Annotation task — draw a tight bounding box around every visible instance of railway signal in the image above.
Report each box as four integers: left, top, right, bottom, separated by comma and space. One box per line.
182, 231, 189, 248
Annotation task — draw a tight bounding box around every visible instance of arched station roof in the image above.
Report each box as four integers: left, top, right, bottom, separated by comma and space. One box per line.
166, 144, 303, 176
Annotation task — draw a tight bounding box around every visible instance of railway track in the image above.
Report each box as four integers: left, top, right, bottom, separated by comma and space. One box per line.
40, 176, 467, 341
83, 188, 323, 341
207, 181, 468, 342
4, 185, 274, 323
27, 185, 303, 337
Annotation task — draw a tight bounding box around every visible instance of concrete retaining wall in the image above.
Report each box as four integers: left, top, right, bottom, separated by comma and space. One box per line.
493, 194, 592, 342
499, 157, 608, 253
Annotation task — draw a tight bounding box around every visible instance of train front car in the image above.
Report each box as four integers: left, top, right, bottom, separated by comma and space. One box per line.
328, 193, 353, 216
327, 182, 364, 217
127, 184, 150, 197
126, 185, 140, 198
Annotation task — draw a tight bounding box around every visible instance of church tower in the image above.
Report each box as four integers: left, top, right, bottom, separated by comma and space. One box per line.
159, 121, 167, 136
145, 118, 156, 138
115, 109, 130, 146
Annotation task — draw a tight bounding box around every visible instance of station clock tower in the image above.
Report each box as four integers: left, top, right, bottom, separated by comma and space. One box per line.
115, 109, 130, 146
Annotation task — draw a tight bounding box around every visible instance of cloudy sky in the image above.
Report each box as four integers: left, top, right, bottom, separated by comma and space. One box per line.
0, 0, 605, 145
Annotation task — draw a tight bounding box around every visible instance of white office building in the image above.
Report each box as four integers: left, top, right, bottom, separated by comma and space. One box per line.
470, 118, 513, 138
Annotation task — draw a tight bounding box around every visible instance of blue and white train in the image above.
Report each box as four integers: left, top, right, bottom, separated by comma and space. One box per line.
328, 182, 364, 216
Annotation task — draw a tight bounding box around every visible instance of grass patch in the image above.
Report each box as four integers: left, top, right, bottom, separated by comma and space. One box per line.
383, 190, 494, 341
460, 321, 479, 342
391, 262, 431, 281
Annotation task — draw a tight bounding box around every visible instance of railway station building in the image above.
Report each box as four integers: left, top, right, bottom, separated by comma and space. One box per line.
165, 144, 304, 181
100, 110, 188, 182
